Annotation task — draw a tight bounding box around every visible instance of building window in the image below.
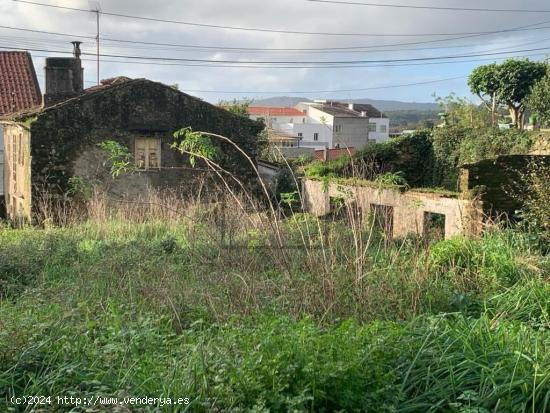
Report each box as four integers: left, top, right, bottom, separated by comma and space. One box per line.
135, 138, 161, 170
313, 133, 319, 141
334, 124, 342, 133
380, 124, 387, 133
289, 118, 294, 123
368, 123, 377, 132
297, 132, 303, 138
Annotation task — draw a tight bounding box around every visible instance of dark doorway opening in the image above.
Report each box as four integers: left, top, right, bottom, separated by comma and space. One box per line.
424, 212, 446, 241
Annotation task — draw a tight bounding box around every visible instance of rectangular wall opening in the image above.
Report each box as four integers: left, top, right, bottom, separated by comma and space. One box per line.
424, 212, 446, 241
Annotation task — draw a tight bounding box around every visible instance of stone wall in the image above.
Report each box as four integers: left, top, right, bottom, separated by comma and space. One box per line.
460, 155, 550, 216
18, 79, 263, 204
302, 179, 482, 239
2, 123, 31, 220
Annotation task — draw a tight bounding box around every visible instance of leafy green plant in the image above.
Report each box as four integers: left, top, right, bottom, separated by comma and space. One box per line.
97, 140, 135, 177
172, 127, 220, 167
279, 191, 299, 209
67, 176, 96, 199
375, 171, 409, 188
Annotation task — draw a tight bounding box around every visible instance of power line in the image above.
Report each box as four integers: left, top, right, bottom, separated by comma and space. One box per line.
3, 43, 550, 65
306, 0, 550, 13
6, 31, 547, 62
28, 50, 550, 70
3, 24, 550, 54
34, 72, 465, 94
183, 76, 467, 94
10, 0, 550, 37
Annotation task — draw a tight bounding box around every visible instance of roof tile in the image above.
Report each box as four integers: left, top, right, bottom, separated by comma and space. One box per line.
0, 51, 42, 115
248, 106, 305, 117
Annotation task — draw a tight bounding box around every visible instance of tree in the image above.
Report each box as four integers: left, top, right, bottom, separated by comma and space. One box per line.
468, 59, 546, 129
468, 63, 500, 126
218, 98, 254, 117
434, 93, 491, 128
527, 64, 550, 126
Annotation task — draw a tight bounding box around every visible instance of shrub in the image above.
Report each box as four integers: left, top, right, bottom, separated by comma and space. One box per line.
458, 128, 533, 165
305, 130, 434, 187
429, 231, 539, 292
520, 161, 550, 236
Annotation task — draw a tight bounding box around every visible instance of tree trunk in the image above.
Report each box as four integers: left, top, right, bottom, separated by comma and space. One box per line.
491, 92, 497, 128
509, 106, 521, 128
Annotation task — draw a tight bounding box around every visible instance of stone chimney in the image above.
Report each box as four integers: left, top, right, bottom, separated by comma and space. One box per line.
43, 41, 84, 107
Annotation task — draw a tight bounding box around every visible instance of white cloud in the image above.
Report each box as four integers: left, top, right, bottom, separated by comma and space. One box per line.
2, 0, 550, 102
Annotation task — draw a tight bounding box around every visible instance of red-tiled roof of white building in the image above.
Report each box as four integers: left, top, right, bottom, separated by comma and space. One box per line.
247, 106, 305, 117
0, 51, 41, 115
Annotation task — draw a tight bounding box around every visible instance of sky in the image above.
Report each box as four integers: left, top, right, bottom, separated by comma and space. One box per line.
1, 0, 550, 104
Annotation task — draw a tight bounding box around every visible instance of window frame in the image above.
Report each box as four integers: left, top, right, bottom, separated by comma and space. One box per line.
135, 137, 162, 171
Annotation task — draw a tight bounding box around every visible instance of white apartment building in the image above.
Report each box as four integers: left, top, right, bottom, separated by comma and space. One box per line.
248, 101, 390, 150
296, 101, 390, 149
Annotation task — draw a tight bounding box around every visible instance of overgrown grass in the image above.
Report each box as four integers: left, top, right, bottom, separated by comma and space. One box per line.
0, 213, 548, 411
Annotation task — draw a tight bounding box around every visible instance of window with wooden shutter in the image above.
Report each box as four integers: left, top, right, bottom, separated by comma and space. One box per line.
135, 138, 161, 170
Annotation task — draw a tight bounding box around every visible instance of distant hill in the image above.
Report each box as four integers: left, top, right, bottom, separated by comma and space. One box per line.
250, 96, 440, 112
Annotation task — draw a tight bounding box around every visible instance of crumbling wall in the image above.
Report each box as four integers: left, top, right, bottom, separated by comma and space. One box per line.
460, 155, 550, 216
2, 123, 31, 220
303, 179, 482, 239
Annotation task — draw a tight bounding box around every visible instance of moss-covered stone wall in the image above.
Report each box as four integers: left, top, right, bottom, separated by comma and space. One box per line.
460, 155, 550, 216
23, 79, 263, 196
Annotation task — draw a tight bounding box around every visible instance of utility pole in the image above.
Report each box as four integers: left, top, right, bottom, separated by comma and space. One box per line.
89, 1, 101, 85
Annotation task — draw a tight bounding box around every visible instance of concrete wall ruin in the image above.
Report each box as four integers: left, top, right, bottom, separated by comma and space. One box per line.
302, 179, 482, 239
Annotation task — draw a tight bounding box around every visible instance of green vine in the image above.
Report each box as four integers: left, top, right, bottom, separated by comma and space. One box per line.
98, 140, 135, 178
172, 127, 219, 167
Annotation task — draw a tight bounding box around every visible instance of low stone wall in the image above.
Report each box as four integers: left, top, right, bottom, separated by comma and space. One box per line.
302, 179, 482, 239
460, 155, 550, 216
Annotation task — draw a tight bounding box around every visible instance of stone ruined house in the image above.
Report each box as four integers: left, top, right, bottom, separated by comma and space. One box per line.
0, 51, 42, 216
0, 43, 263, 220
302, 154, 550, 240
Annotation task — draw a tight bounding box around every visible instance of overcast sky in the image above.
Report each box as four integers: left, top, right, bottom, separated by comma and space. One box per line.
2, 0, 550, 104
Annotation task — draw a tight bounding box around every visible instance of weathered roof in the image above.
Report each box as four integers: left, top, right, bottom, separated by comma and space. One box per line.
270, 131, 301, 140
0, 51, 42, 115
248, 106, 305, 117
4, 77, 263, 133
313, 102, 385, 118
83, 76, 133, 93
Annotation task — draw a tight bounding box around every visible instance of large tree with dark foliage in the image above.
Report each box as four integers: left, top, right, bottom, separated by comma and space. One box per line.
527, 64, 550, 126
468, 59, 546, 129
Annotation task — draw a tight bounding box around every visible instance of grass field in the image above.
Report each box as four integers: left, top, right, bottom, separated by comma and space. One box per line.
0, 203, 549, 412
